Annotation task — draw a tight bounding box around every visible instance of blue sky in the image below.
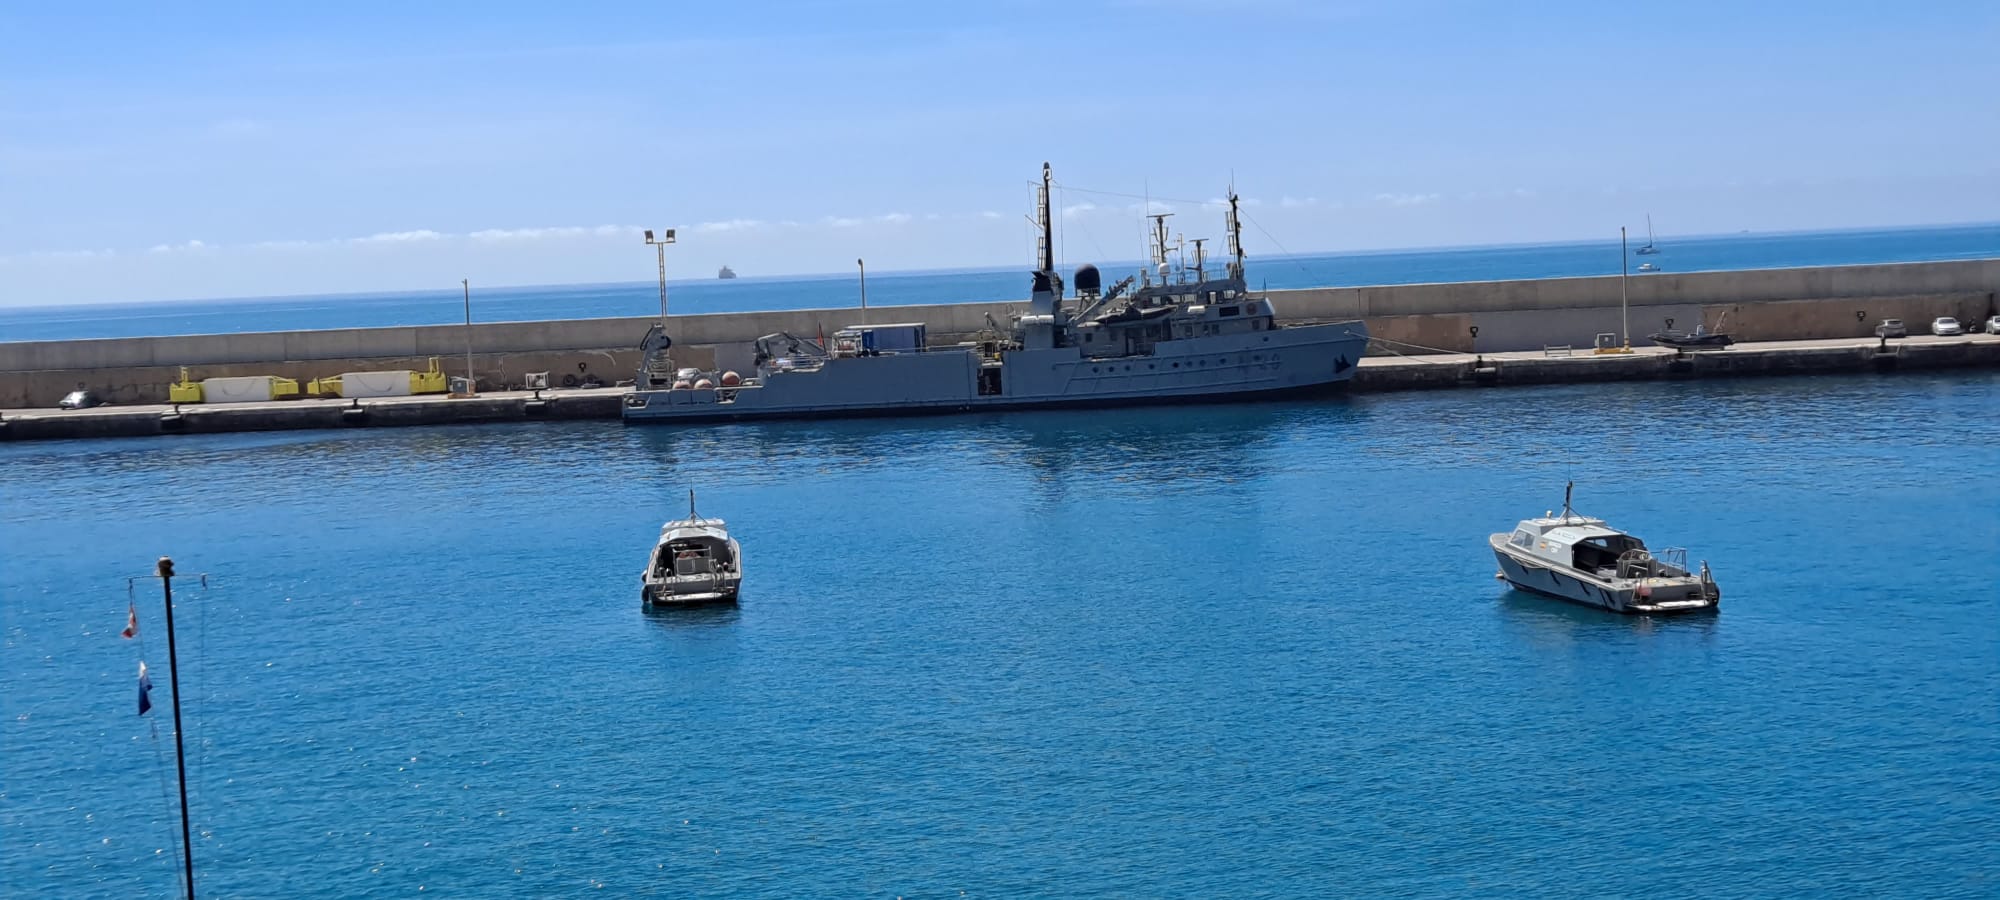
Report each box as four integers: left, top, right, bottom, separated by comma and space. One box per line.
2, 0, 1996, 305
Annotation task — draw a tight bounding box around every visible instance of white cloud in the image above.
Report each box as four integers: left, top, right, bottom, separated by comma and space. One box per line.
22, 248, 117, 261
877, 212, 913, 225
979, 211, 1003, 219
355, 229, 443, 243
469, 226, 587, 241
1374, 192, 1442, 207
694, 219, 768, 234
147, 240, 207, 254
1062, 201, 1098, 219
1280, 195, 1319, 208
825, 216, 863, 228
1125, 201, 1176, 216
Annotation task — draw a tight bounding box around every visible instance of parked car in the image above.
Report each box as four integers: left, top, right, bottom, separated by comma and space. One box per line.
1873, 318, 1907, 338
1986, 315, 2000, 335
1930, 317, 1963, 336
58, 389, 107, 409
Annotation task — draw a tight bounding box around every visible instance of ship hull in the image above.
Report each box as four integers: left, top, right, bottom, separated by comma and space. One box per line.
1490, 539, 1718, 616
623, 322, 1367, 424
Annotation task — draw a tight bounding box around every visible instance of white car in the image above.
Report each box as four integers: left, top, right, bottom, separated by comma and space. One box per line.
1988, 315, 2000, 335
1930, 317, 1962, 336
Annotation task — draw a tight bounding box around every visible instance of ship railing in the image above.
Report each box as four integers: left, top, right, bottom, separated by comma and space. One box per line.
1656, 547, 1689, 572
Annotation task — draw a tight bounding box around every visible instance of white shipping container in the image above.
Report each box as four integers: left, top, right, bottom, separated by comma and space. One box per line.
201, 376, 281, 403
339, 371, 414, 398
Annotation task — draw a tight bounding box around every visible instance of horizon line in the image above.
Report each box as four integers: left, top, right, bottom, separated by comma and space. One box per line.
7, 219, 1996, 313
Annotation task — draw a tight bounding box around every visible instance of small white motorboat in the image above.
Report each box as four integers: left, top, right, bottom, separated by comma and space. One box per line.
1490, 483, 1719, 615
642, 491, 742, 606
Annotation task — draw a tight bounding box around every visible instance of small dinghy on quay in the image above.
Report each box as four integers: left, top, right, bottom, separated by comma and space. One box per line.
1490, 484, 1719, 615
642, 491, 742, 606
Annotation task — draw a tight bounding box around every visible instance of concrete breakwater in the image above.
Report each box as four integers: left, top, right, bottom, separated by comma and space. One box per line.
1, 258, 1994, 408
5, 335, 1994, 442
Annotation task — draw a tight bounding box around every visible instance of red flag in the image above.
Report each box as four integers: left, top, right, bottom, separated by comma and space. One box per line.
120, 603, 138, 639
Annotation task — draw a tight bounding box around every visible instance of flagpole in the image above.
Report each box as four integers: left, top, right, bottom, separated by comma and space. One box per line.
158, 557, 196, 900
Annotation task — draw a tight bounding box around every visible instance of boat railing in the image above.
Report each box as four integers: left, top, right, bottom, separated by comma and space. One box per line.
1656, 547, 1689, 571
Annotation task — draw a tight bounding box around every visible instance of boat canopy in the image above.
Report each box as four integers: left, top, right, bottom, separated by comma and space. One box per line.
1542, 524, 1627, 547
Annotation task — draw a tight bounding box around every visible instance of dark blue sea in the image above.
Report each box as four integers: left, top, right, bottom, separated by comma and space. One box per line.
4, 372, 1997, 897
2, 224, 1995, 343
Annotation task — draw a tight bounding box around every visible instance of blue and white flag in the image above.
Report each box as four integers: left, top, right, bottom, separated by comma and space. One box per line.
138, 661, 154, 716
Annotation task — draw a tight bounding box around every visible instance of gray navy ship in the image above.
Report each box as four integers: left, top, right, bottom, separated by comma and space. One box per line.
622, 164, 1369, 423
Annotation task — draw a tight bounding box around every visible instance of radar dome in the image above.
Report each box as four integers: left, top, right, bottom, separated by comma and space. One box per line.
1074, 264, 1102, 296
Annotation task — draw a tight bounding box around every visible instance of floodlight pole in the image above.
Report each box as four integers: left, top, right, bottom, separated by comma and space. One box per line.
645, 229, 677, 333
857, 258, 869, 324
461, 278, 476, 396
1619, 227, 1630, 350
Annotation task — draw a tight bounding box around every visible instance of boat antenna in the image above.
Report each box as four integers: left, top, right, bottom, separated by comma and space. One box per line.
1562, 481, 1574, 521
1226, 184, 1246, 281
135, 556, 199, 900
689, 488, 698, 521
1191, 238, 1208, 281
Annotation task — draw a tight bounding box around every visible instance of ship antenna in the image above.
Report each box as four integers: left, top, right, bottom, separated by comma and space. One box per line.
1191, 238, 1208, 281
689, 488, 697, 521
1562, 481, 1574, 521
1037, 162, 1053, 276
1226, 184, 1246, 281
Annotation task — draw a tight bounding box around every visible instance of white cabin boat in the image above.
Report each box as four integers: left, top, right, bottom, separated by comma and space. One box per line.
1489, 484, 1719, 615
642, 492, 742, 606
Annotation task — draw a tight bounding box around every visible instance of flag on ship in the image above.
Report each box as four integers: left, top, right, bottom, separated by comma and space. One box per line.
121, 602, 138, 639
138, 661, 154, 716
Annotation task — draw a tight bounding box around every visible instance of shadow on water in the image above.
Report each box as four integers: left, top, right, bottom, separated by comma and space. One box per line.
1494, 587, 1720, 646
640, 601, 743, 631
620, 394, 1370, 497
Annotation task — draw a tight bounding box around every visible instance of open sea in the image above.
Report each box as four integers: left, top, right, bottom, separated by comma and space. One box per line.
3, 371, 1997, 897
2, 224, 1996, 343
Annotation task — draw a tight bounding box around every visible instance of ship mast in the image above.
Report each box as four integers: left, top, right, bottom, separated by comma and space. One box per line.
1036, 162, 1054, 279
1226, 187, 1246, 282
1149, 212, 1174, 275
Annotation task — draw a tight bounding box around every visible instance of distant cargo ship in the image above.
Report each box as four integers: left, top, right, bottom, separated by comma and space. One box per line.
717, 265, 737, 279
624, 164, 1369, 423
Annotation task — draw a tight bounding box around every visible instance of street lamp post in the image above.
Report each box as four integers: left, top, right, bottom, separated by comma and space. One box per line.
461, 278, 476, 396
856, 258, 869, 323
1619, 226, 1630, 351
644, 229, 677, 331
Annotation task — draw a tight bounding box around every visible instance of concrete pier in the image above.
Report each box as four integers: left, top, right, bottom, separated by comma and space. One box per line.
2, 258, 1994, 409
3, 335, 1993, 443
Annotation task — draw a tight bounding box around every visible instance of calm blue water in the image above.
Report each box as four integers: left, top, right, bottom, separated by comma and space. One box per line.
4, 373, 1998, 897
2, 224, 1995, 343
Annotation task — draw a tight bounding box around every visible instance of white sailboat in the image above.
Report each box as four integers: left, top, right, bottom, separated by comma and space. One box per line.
1635, 214, 1661, 255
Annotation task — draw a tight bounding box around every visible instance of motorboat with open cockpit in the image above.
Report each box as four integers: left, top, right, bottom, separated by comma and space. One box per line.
642, 491, 742, 606
1490, 483, 1719, 615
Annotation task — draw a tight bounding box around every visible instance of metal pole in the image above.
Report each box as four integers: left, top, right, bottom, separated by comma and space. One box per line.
1619, 227, 1630, 349
158, 557, 196, 900
461, 279, 475, 395
856, 258, 868, 322
656, 243, 669, 329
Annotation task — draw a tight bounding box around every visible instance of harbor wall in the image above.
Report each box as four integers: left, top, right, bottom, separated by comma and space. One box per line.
3, 259, 1994, 407
7, 336, 1997, 442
